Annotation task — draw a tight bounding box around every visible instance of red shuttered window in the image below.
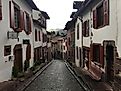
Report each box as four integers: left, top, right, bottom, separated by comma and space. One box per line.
0, 0, 2, 20
93, 0, 109, 29
82, 20, 89, 37
103, 0, 109, 25
9, 1, 24, 32
24, 12, 32, 35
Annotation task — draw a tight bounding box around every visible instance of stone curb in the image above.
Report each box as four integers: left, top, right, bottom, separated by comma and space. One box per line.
64, 60, 91, 91
17, 60, 54, 91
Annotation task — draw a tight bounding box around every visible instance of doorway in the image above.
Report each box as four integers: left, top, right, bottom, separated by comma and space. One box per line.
103, 40, 115, 82
14, 44, 23, 73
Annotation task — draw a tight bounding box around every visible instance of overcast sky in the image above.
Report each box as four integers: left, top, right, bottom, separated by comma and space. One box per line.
33, 0, 76, 31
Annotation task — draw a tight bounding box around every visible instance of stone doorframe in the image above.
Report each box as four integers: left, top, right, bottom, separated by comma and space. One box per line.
103, 40, 116, 82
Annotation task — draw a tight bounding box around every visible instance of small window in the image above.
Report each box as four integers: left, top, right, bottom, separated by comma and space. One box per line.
35, 29, 37, 41
76, 46, 79, 59
4, 45, 11, 56
39, 31, 41, 41
77, 23, 79, 39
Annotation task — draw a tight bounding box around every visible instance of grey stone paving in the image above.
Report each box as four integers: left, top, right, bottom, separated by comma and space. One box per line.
25, 60, 84, 91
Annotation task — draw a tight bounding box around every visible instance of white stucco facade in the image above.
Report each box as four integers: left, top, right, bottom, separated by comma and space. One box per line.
75, 18, 82, 67
0, 0, 34, 82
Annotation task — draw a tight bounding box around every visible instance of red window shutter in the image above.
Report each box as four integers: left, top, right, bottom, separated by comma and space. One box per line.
93, 9, 97, 29
100, 46, 104, 68
87, 20, 89, 36
103, 0, 109, 25
0, 0, 2, 20
82, 22, 85, 36
29, 16, 32, 33
20, 10, 24, 31
39, 31, 41, 41
24, 12, 27, 31
35, 29, 37, 41
90, 44, 94, 61
9, 1, 15, 29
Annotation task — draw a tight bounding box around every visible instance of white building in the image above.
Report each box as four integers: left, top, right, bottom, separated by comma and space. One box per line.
0, 0, 40, 82
73, 0, 121, 84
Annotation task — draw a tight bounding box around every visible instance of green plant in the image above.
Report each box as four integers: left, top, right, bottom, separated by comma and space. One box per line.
12, 66, 18, 77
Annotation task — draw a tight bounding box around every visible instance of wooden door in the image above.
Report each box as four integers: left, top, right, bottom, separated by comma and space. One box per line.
14, 44, 23, 72
106, 45, 114, 82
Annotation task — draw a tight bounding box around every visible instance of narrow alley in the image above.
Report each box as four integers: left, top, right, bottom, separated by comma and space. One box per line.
24, 60, 84, 91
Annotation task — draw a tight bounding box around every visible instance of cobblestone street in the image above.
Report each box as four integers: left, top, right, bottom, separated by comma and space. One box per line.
24, 60, 84, 91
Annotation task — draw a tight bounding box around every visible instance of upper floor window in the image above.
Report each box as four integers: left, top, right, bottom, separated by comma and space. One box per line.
76, 46, 79, 59
24, 12, 32, 35
0, 0, 2, 20
35, 29, 37, 41
77, 23, 79, 39
93, 0, 109, 29
9, 1, 24, 32
38, 31, 41, 41
82, 20, 89, 37
9, 1, 31, 34
14, 5, 20, 29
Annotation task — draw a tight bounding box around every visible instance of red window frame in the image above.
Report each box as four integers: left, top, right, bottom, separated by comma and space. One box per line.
9, 1, 24, 32
93, 0, 109, 29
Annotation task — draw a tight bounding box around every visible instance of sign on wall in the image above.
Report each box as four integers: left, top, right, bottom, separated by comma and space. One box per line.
7, 31, 18, 39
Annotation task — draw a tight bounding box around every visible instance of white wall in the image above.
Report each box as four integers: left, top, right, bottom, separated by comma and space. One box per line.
92, 0, 117, 46
75, 18, 82, 67
0, 0, 34, 82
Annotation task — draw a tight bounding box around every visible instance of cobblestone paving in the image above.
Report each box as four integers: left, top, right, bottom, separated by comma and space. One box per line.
25, 60, 84, 91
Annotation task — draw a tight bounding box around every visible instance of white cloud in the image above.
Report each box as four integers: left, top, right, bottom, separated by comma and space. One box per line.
33, 0, 77, 30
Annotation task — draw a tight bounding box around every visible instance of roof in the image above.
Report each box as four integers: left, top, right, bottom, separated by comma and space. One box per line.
64, 19, 76, 30
73, 0, 96, 18
25, 0, 39, 10
40, 11, 50, 19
